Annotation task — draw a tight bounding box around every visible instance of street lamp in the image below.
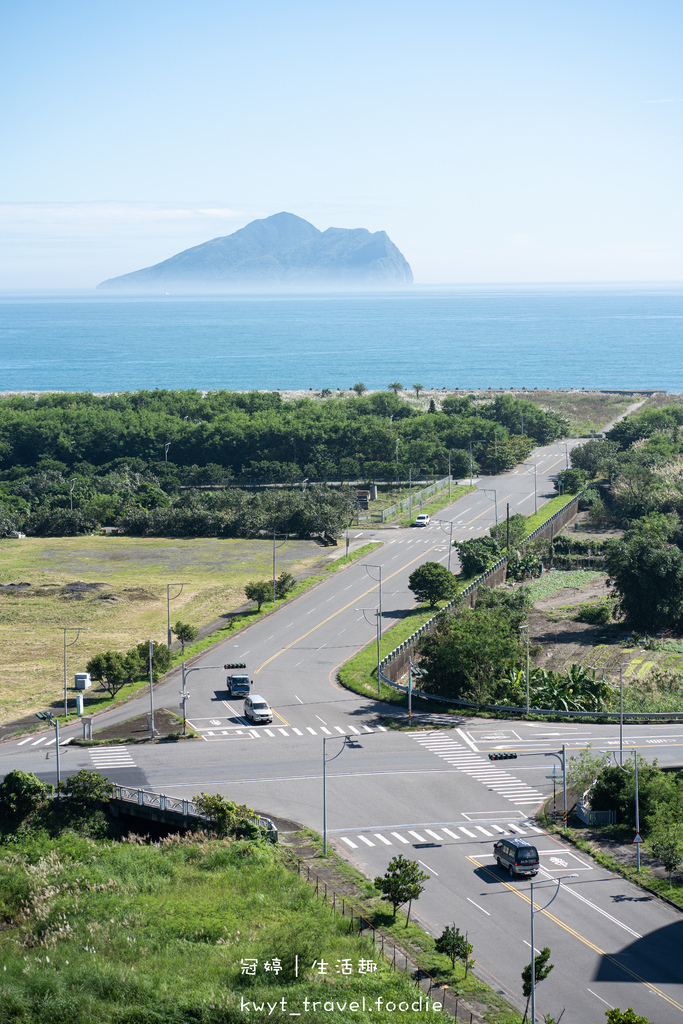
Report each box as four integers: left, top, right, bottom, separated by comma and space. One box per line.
69, 478, 76, 511
433, 518, 455, 572
323, 735, 356, 854
478, 487, 498, 525
272, 532, 288, 596
588, 664, 628, 765
606, 748, 642, 873
164, 442, 171, 462
35, 711, 61, 797
178, 662, 222, 736
62, 627, 86, 719
519, 624, 530, 716
523, 462, 538, 515
166, 582, 184, 649
529, 874, 578, 1024
361, 564, 383, 642
355, 606, 381, 696
148, 640, 155, 739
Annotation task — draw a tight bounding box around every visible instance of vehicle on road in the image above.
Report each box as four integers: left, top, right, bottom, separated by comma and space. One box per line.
225, 663, 252, 697
493, 837, 539, 877
244, 694, 273, 724
414, 514, 430, 526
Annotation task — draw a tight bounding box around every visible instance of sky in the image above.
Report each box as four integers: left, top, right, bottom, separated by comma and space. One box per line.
1, 0, 682, 288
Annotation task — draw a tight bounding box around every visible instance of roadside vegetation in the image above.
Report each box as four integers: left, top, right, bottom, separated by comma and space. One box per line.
0, 771, 526, 1024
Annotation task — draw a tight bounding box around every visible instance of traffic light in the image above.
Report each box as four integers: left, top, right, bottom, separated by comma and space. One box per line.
488, 751, 518, 760
224, 663, 246, 669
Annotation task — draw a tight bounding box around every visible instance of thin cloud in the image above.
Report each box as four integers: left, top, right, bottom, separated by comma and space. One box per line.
644, 97, 683, 104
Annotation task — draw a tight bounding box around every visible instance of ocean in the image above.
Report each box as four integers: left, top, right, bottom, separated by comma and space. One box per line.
1, 285, 682, 393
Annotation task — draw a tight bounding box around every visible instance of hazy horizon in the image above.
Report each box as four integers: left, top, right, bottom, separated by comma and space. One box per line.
2, 2, 682, 290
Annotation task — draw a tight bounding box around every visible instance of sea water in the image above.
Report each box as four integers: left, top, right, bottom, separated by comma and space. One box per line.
0, 285, 682, 393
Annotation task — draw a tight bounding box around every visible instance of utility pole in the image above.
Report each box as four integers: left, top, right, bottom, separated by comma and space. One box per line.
448, 449, 452, 499
148, 640, 155, 739
166, 583, 184, 649
506, 502, 510, 550
62, 627, 86, 719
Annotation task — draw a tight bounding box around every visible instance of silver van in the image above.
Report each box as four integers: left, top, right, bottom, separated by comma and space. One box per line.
244, 694, 273, 724
493, 837, 539, 877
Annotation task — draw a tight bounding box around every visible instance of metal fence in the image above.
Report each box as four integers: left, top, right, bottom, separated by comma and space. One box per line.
109, 785, 278, 839
294, 858, 483, 1023
381, 477, 451, 522
576, 798, 616, 826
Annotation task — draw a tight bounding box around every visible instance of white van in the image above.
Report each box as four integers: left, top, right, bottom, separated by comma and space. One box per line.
414, 514, 430, 527
244, 694, 273, 724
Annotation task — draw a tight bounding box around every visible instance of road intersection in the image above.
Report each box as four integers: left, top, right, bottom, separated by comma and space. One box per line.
3, 438, 683, 1022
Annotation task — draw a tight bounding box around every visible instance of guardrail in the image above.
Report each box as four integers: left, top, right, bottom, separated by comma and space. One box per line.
109, 785, 278, 840
381, 477, 451, 522
379, 488, 588, 681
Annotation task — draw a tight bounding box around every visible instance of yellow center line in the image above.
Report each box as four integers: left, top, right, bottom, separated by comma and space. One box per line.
272, 709, 291, 726
255, 544, 441, 674
464, 490, 517, 526
466, 856, 683, 1013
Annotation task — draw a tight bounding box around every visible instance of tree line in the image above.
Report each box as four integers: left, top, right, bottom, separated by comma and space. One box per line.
0, 389, 568, 538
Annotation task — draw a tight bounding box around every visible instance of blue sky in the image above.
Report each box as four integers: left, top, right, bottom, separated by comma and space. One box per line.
1, 0, 682, 287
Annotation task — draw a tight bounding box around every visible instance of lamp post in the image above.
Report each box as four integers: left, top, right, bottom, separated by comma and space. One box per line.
323, 735, 355, 854
361, 564, 383, 641
35, 711, 61, 796
178, 662, 222, 737
356, 606, 381, 696
164, 442, 171, 462
609, 748, 641, 872
448, 449, 452, 499
272, 532, 288, 595
166, 582, 184, 649
588, 664, 627, 764
434, 518, 454, 572
148, 640, 155, 739
62, 627, 86, 719
69, 478, 76, 511
479, 487, 498, 525
519, 624, 530, 716
529, 874, 578, 1024
523, 462, 538, 515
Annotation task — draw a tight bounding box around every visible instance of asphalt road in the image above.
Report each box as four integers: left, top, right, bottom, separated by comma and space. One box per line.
4, 437, 683, 1023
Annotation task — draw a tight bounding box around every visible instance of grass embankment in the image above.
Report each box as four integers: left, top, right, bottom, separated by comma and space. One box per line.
0, 828, 524, 1024
389, 484, 476, 527
522, 492, 582, 536
514, 390, 642, 435
0, 536, 381, 727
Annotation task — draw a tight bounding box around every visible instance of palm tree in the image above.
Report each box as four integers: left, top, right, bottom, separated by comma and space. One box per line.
413, 384, 425, 398
388, 382, 404, 394
351, 382, 367, 396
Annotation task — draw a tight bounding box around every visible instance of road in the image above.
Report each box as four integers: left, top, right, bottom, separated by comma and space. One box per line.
3, 436, 683, 1023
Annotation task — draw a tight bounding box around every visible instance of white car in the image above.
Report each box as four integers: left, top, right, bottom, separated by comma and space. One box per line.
414, 514, 430, 527
244, 695, 273, 724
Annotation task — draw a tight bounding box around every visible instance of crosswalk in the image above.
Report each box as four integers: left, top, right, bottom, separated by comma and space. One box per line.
89, 745, 136, 769
192, 720, 388, 741
338, 821, 545, 850
415, 733, 545, 807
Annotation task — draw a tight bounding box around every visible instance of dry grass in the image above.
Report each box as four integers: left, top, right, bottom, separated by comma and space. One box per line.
507, 389, 640, 434
0, 535, 327, 723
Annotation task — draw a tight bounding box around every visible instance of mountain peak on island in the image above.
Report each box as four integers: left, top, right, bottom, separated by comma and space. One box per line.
97, 212, 413, 292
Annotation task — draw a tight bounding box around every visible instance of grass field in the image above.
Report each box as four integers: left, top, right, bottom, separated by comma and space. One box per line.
509, 389, 640, 434
0, 535, 332, 724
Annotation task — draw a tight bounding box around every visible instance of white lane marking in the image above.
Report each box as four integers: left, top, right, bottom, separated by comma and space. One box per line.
295, 695, 303, 703
456, 728, 479, 752
334, 726, 345, 734
391, 832, 409, 844
475, 826, 493, 836
363, 725, 373, 732
408, 830, 426, 842
491, 825, 508, 834
264, 729, 275, 737
31, 737, 48, 746
460, 828, 477, 838
467, 898, 490, 916
321, 727, 331, 735
441, 828, 460, 840
349, 726, 361, 734
374, 834, 393, 845
341, 837, 358, 848
507, 824, 527, 834
376, 725, 388, 732
425, 829, 443, 841
307, 727, 317, 735
292, 728, 303, 736
316, 715, 327, 724
44, 738, 56, 746
278, 729, 289, 736
250, 730, 260, 738
17, 736, 34, 746
587, 989, 614, 1010
358, 835, 375, 847
419, 860, 438, 876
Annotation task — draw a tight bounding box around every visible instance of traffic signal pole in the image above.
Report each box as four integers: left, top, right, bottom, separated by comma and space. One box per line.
489, 746, 568, 824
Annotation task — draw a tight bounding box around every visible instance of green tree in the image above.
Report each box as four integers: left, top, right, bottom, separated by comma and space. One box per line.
605, 535, 683, 631
192, 792, 259, 838
64, 769, 113, 808
374, 854, 429, 925
408, 561, 458, 608
244, 579, 273, 610
0, 770, 53, 822
351, 382, 367, 396
605, 1011, 654, 1024
413, 384, 425, 397
566, 745, 612, 793
274, 571, 296, 599
388, 382, 404, 394
553, 467, 588, 494
86, 650, 128, 697
172, 620, 199, 653
522, 947, 554, 1023
435, 925, 474, 976
454, 535, 502, 576
490, 513, 527, 551
650, 822, 683, 886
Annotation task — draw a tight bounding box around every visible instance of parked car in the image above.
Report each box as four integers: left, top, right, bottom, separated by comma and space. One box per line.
244, 694, 273, 724
414, 514, 430, 527
493, 837, 539, 877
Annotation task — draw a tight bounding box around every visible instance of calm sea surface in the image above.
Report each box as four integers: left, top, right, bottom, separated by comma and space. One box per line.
1, 286, 682, 393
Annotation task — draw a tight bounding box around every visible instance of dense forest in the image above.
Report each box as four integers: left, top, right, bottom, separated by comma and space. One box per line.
0, 389, 569, 538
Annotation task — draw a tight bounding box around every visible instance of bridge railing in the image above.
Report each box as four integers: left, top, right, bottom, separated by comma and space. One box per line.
109, 785, 278, 840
